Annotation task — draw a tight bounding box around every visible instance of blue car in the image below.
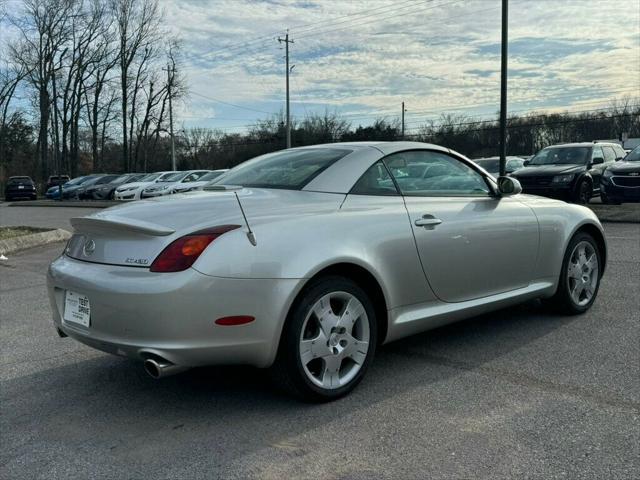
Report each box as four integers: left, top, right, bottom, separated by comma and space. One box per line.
46, 175, 99, 199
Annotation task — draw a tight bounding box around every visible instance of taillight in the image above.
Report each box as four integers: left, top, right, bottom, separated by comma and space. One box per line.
150, 225, 240, 272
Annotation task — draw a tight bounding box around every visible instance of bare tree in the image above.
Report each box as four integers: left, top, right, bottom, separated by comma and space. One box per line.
9, 0, 76, 180
0, 61, 29, 164
82, 5, 119, 172
110, 0, 161, 172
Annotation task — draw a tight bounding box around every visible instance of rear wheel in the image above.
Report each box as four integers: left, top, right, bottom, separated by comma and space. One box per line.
271, 276, 377, 402
548, 232, 602, 315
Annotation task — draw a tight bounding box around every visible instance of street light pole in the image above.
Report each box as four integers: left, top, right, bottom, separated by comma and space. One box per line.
166, 63, 176, 171
401, 101, 406, 139
499, 0, 509, 177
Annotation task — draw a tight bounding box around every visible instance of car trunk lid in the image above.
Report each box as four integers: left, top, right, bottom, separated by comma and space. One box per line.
65, 188, 344, 268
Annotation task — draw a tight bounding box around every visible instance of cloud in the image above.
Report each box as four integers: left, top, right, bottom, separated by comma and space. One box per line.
4, 0, 638, 132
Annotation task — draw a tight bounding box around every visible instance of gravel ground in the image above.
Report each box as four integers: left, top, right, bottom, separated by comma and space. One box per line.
0, 220, 638, 480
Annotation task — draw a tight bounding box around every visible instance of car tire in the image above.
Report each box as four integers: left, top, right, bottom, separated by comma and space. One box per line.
271, 275, 377, 402
548, 232, 602, 315
573, 180, 592, 204
601, 192, 621, 205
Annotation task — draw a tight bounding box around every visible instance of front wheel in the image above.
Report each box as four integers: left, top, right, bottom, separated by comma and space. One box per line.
548, 232, 602, 315
573, 180, 592, 204
271, 276, 377, 402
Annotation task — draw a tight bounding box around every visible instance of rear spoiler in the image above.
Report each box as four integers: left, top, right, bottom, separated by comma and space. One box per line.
70, 215, 175, 236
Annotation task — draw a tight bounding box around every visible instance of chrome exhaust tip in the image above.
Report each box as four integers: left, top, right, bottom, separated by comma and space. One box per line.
143, 358, 188, 379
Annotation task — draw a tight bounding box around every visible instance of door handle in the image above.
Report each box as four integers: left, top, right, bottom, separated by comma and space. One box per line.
415, 215, 442, 227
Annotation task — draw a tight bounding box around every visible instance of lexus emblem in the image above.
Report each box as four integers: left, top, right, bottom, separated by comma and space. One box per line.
83, 238, 96, 256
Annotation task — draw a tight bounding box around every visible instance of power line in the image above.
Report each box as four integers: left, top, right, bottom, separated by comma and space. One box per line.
190, 91, 273, 115
196, 0, 430, 61
190, 0, 461, 67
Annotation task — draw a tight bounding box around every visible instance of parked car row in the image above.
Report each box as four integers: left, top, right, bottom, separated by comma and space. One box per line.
114, 169, 227, 201
472, 141, 638, 204
39, 169, 229, 201
5, 143, 638, 204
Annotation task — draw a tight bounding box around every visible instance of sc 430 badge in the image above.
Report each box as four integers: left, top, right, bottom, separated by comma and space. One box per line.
125, 257, 149, 265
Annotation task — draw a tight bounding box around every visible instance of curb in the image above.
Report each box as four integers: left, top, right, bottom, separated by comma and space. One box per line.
0, 228, 72, 255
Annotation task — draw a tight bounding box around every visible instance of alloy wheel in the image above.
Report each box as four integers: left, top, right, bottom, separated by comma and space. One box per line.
299, 291, 370, 389
566, 240, 599, 306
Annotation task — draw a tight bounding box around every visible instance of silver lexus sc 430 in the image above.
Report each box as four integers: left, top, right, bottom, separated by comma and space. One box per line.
47, 142, 606, 401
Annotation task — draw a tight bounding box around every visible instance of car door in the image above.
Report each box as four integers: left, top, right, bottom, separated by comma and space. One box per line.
384, 150, 540, 303
589, 146, 608, 192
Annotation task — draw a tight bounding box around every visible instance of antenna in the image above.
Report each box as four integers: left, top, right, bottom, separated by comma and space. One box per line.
233, 191, 257, 246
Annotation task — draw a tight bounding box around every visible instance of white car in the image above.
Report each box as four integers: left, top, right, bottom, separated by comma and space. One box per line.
114, 171, 177, 201
170, 169, 229, 193
141, 170, 210, 198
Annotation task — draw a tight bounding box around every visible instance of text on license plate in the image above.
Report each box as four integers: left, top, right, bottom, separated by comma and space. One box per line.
63, 290, 91, 327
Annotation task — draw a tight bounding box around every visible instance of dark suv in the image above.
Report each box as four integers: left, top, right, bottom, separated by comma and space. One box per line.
45, 175, 70, 191
510, 142, 626, 204
4, 176, 37, 201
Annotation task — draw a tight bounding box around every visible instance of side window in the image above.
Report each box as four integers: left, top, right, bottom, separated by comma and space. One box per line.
613, 145, 626, 160
602, 146, 616, 163
350, 161, 399, 196
507, 158, 524, 171
383, 150, 491, 197
592, 147, 604, 161
183, 173, 204, 182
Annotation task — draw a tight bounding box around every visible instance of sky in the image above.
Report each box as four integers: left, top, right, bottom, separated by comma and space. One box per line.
164, 0, 640, 134
3, 0, 640, 134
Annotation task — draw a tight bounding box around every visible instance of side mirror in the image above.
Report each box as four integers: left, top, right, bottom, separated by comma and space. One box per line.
497, 176, 522, 196
592, 156, 604, 165
523, 160, 530, 166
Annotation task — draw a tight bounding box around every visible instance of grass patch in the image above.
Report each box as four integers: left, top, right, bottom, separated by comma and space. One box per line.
0, 226, 50, 240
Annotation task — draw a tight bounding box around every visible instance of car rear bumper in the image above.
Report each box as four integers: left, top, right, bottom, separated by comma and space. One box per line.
47, 254, 300, 368
5, 188, 37, 199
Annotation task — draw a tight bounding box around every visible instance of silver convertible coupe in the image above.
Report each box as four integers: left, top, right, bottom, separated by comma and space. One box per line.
48, 142, 606, 401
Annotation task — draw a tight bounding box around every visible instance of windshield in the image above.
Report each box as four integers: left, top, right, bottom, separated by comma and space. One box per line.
96, 175, 119, 184
213, 148, 351, 190
138, 173, 161, 182
158, 172, 187, 182
63, 176, 85, 186
475, 159, 499, 172
69, 175, 99, 186
529, 146, 591, 165
111, 174, 131, 184
624, 146, 640, 162
199, 170, 226, 181
8, 177, 32, 183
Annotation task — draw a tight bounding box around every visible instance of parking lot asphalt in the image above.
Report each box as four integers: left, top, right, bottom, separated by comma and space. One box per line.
0, 203, 101, 231
1, 221, 639, 479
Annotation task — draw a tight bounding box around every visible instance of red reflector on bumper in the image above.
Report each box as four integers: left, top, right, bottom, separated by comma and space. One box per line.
215, 316, 255, 326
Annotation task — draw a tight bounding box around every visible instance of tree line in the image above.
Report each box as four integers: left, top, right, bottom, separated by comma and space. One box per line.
0, 0, 182, 183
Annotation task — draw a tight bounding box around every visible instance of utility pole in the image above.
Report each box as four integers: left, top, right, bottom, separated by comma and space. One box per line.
278, 32, 294, 148
166, 63, 176, 171
401, 102, 407, 139
498, 0, 509, 177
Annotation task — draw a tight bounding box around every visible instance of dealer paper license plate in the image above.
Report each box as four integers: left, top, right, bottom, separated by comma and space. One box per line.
63, 290, 91, 327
